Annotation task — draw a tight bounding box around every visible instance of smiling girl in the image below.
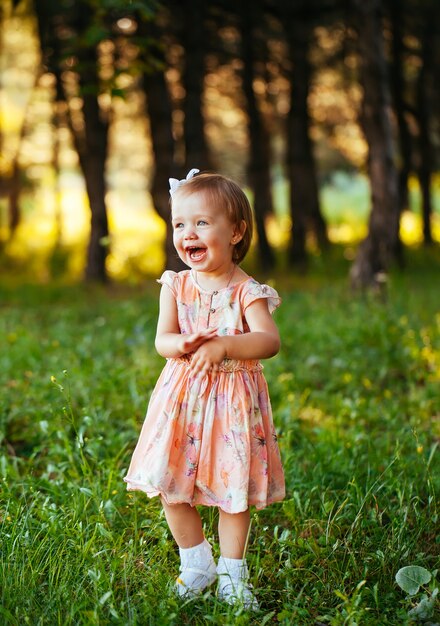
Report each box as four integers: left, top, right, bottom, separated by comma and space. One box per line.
124, 170, 285, 609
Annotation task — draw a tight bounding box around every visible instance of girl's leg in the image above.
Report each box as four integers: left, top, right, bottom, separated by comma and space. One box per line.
160, 498, 216, 596
161, 498, 204, 548
218, 508, 250, 558
217, 508, 259, 610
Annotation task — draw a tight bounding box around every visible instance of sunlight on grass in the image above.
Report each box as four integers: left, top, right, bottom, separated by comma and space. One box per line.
266, 214, 291, 247
106, 190, 166, 279
400, 210, 440, 245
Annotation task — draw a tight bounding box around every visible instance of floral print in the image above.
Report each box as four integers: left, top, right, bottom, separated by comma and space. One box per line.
124, 270, 285, 513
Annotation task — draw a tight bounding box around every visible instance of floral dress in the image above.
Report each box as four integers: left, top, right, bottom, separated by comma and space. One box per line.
124, 270, 285, 514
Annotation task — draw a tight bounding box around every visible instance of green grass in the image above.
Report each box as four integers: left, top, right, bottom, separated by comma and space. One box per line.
1, 250, 439, 625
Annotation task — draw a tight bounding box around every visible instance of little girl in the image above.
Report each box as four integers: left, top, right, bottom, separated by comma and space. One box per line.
124, 169, 285, 609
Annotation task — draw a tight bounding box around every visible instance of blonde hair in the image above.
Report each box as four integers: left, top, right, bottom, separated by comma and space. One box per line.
171, 173, 253, 263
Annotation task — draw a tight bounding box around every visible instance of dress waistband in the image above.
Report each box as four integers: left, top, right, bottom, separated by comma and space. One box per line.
172, 355, 263, 373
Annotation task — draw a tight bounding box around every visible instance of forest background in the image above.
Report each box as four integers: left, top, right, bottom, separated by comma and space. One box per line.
1, 0, 439, 624
1, 0, 440, 284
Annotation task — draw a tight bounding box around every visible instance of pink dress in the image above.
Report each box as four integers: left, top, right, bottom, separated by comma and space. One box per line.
124, 270, 285, 514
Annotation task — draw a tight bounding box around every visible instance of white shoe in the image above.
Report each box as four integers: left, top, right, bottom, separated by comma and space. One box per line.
217, 556, 259, 611
175, 539, 217, 598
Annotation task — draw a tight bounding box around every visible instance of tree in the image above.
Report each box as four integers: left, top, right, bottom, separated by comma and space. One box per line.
239, 0, 275, 271
139, 13, 183, 271
1, 0, 35, 239
388, 0, 413, 264
280, 1, 329, 268
74, 35, 110, 283
349, 0, 400, 290
414, 2, 438, 246
180, 0, 213, 170
34, 0, 111, 281
34, 0, 158, 281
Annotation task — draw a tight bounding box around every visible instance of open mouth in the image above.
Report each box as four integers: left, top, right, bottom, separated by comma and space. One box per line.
185, 246, 207, 262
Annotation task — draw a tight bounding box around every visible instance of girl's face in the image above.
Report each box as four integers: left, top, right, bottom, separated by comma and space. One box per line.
171, 191, 242, 274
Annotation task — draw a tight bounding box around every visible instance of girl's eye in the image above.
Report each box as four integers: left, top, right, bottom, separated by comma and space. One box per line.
197, 220, 208, 226
174, 223, 184, 229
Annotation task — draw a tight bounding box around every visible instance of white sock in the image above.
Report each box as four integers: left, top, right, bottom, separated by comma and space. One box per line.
217, 556, 248, 580
175, 539, 216, 596
217, 556, 259, 610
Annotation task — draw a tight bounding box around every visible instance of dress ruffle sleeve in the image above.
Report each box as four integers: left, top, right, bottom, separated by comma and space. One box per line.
241, 280, 281, 315
157, 270, 179, 296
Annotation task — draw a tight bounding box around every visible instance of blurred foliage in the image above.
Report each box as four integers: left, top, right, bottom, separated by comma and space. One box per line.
2, 1, 439, 284
0, 172, 439, 283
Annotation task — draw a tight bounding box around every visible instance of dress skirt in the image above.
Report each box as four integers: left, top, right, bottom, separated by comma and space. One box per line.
124, 355, 285, 514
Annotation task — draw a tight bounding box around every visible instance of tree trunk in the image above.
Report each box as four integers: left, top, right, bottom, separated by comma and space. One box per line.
416, 9, 436, 246
68, 50, 109, 282
35, 0, 110, 281
6, 73, 41, 237
388, 0, 411, 264
284, 14, 328, 268
8, 160, 21, 234
143, 67, 185, 272
0, 0, 12, 242
51, 87, 65, 249
181, 0, 212, 170
81, 94, 109, 282
350, 0, 400, 290
239, 1, 275, 271
139, 15, 184, 273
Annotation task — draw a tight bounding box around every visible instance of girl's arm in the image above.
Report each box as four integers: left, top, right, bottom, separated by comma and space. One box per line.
223, 298, 280, 359
189, 298, 280, 375
155, 285, 217, 358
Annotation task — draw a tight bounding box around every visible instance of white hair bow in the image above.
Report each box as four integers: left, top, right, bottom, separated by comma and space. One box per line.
169, 168, 200, 196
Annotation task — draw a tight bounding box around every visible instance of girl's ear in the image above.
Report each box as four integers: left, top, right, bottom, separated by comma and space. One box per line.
231, 220, 247, 244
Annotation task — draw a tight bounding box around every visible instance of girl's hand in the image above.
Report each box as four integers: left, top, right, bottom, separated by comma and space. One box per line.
190, 337, 227, 376
178, 329, 218, 355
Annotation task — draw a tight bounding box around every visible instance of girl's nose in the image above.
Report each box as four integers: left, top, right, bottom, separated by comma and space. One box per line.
184, 227, 197, 239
